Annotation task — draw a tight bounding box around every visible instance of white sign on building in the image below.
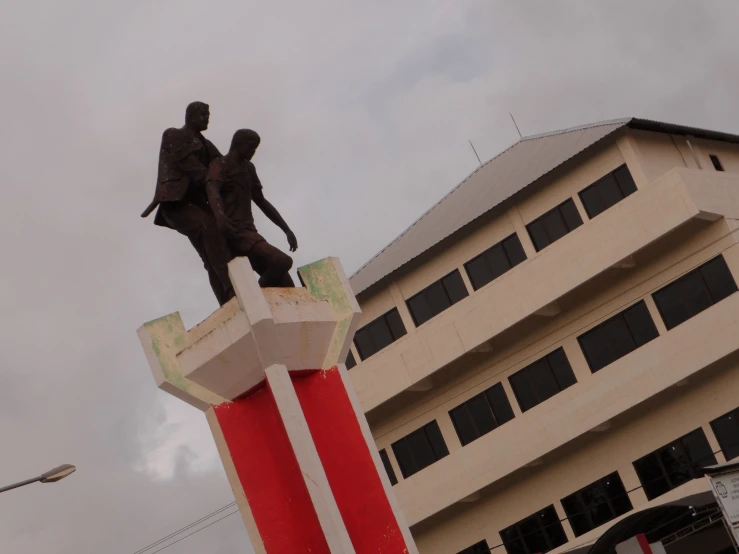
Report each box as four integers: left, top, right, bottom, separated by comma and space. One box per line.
707, 467, 739, 544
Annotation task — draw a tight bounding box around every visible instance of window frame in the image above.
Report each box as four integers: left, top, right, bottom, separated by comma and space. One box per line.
632, 428, 717, 500
560, 472, 633, 537
509, 347, 577, 413
499, 504, 568, 554
391, 420, 450, 479
578, 164, 638, 219
710, 407, 739, 462
526, 198, 584, 252
652, 255, 738, 331
577, 300, 660, 373
406, 269, 469, 327
464, 233, 527, 291
353, 308, 407, 361
449, 382, 515, 446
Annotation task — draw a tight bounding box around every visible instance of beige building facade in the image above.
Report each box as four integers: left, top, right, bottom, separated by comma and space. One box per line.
344, 119, 739, 553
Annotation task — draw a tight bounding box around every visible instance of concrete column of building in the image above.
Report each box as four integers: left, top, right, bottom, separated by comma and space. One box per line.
615, 534, 666, 554
506, 206, 537, 258
616, 135, 650, 189
389, 281, 418, 333
138, 257, 419, 554
702, 422, 727, 464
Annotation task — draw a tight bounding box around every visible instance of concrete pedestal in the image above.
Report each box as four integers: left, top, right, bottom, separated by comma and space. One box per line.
138, 257, 418, 554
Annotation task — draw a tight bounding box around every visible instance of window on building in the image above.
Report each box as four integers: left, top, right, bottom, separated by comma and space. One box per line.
710, 154, 725, 172
633, 429, 717, 500
561, 472, 633, 537
378, 449, 398, 485
578, 165, 638, 219
345, 350, 357, 370
450, 383, 515, 446
406, 270, 469, 326
526, 199, 583, 252
500, 505, 568, 554
465, 234, 527, 290
457, 540, 489, 554
353, 308, 407, 360
509, 348, 577, 412
391, 421, 449, 479
711, 408, 739, 461
652, 255, 738, 331
578, 300, 659, 373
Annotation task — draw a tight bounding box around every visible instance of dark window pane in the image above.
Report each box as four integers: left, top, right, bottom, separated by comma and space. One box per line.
486, 384, 515, 425
528, 219, 550, 251
503, 234, 527, 266
701, 256, 738, 302
682, 429, 716, 468
405, 429, 436, 472
425, 281, 451, 318
354, 328, 375, 360
654, 256, 737, 330
623, 301, 659, 347
466, 256, 491, 290
527, 359, 560, 403
580, 185, 604, 218
562, 473, 632, 537
379, 449, 398, 485
711, 409, 739, 461
368, 319, 394, 352
614, 165, 638, 196
710, 154, 725, 171
510, 370, 538, 412
680, 271, 713, 316
547, 348, 577, 389
457, 540, 489, 554
654, 283, 692, 330
391, 440, 417, 479
345, 350, 356, 369
385, 309, 407, 340
560, 199, 584, 231
483, 244, 511, 282
543, 209, 568, 243
467, 394, 497, 436
601, 318, 635, 362
450, 405, 479, 446
605, 474, 633, 515
634, 453, 670, 500
407, 294, 433, 326
425, 421, 450, 460
633, 430, 716, 500
598, 175, 624, 212
579, 329, 612, 373
443, 271, 469, 305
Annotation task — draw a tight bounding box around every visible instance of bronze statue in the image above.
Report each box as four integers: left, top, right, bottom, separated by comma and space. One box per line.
206, 129, 298, 288
141, 102, 235, 305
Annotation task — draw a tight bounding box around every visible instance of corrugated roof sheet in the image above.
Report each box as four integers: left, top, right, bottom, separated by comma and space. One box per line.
349, 118, 630, 295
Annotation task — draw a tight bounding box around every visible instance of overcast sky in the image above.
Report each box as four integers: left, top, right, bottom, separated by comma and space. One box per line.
1, 1, 739, 553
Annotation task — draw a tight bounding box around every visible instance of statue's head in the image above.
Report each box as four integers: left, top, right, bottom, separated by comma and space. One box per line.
231, 129, 261, 160
185, 101, 210, 132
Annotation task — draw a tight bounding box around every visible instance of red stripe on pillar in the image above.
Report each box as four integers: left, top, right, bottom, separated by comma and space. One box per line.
293, 366, 410, 553
636, 534, 653, 553
213, 389, 331, 554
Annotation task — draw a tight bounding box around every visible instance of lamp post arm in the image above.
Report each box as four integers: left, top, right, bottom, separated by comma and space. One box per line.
0, 475, 42, 494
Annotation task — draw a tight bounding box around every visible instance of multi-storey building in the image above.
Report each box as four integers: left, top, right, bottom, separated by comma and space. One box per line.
344, 118, 739, 554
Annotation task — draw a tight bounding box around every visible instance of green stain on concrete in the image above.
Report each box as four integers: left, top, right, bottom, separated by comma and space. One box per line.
298, 258, 356, 365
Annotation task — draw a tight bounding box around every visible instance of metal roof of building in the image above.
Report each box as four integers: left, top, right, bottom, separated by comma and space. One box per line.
349, 117, 739, 296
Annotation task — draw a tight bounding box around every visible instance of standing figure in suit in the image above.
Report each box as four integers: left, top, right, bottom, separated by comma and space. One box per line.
206, 129, 297, 288
142, 102, 235, 305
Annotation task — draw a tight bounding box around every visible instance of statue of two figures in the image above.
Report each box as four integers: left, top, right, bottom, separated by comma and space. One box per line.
141, 102, 299, 305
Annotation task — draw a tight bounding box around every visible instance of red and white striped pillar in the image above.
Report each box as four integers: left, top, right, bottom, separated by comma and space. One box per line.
615, 534, 666, 554
138, 257, 418, 554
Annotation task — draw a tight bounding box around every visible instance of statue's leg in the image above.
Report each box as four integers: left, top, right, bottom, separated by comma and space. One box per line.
160, 201, 235, 304
244, 239, 294, 288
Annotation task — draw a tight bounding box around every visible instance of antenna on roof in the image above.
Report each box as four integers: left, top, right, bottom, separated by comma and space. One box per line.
509, 112, 523, 140
468, 140, 482, 167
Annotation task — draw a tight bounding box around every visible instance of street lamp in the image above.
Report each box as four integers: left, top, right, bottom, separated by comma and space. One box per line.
0, 464, 76, 494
